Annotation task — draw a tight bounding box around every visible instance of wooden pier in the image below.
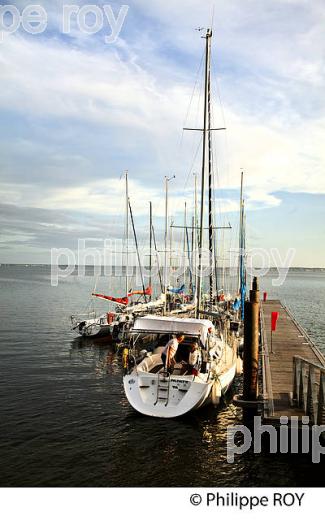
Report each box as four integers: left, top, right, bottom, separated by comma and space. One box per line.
260, 300, 325, 424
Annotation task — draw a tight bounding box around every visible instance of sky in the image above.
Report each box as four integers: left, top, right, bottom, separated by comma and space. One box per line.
0, 0, 325, 266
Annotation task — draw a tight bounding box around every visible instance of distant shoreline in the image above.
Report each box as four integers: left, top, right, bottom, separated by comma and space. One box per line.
1, 264, 325, 271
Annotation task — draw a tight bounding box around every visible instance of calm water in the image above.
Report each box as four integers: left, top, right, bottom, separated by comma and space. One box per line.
0, 265, 325, 487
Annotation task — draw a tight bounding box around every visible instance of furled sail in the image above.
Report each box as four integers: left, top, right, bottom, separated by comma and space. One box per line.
128, 286, 152, 297
92, 293, 129, 306
168, 284, 185, 294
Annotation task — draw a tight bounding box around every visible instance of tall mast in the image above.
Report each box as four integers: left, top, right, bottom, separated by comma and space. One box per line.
207, 37, 214, 305
164, 176, 168, 307
129, 199, 147, 303
238, 170, 244, 294
214, 229, 219, 297
125, 171, 129, 297
184, 206, 194, 295
196, 28, 212, 318
152, 224, 163, 293
149, 201, 152, 301
169, 217, 173, 283
239, 170, 246, 320
191, 215, 195, 292
183, 201, 187, 254
194, 172, 199, 245
239, 201, 246, 320
184, 201, 187, 288
193, 173, 198, 291
221, 220, 226, 291
164, 175, 175, 312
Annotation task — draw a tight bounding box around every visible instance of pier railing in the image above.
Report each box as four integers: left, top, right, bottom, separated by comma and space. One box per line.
293, 356, 325, 425
283, 303, 325, 366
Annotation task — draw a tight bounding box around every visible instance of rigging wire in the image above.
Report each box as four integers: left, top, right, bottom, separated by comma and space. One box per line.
184, 135, 203, 189
183, 58, 205, 190
211, 54, 232, 196
128, 198, 147, 303
181, 49, 205, 192
181, 49, 205, 142
210, 47, 243, 297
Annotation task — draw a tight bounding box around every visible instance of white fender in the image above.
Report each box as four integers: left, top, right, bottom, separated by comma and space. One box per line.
211, 379, 222, 406
236, 356, 243, 375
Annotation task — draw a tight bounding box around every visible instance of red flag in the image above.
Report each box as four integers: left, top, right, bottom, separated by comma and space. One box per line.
271, 311, 279, 331
92, 293, 129, 306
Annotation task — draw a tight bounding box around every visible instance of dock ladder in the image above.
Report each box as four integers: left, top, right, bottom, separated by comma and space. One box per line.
154, 372, 171, 406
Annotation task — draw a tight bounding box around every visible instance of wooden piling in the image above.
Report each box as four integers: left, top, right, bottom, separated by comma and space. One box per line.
243, 277, 260, 401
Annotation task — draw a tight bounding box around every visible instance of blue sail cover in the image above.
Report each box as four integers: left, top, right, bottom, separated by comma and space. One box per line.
240, 282, 246, 320
168, 284, 185, 294
232, 282, 246, 316
239, 201, 246, 320
239, 235, 246, 320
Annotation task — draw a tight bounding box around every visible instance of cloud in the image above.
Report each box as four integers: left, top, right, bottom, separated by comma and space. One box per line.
1, 1, 325, 263
0, 202, 109, 249
1, 7, 324, 197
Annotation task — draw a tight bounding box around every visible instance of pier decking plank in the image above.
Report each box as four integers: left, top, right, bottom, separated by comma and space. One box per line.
262, 300, 325, 421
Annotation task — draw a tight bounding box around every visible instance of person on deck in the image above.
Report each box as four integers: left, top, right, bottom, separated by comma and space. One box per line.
161, 334, 185, 374
207, 326, 223, 360
188, 342, 201, 375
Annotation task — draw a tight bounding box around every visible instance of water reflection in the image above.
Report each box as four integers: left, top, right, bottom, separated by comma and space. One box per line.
69, 338, 120, 376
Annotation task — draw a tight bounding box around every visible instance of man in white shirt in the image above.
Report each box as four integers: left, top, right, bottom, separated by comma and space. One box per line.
188, 342, 200, 367
161, 334, 185, 373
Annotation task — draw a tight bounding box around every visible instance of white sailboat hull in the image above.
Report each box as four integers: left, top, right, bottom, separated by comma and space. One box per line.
123, 360, 237, 418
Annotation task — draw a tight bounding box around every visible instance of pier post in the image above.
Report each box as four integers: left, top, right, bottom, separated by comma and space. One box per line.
243, 277, 260, 401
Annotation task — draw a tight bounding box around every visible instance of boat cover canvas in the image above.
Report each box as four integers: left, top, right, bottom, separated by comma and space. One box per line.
132, 315, 214, 345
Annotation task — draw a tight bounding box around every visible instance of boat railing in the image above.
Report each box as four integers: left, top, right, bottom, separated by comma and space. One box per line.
71, 311, 97, 321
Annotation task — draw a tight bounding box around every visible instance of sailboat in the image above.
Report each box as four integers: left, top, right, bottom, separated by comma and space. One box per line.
71, 174, 166, 340
123, 29, 241, 418
161, 181, 198, 315
123, 314, 238, 417
209, 170, 247, 328
71, 286, 163, 340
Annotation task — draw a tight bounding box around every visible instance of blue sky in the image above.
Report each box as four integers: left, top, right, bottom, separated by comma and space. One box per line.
0, 0, 325, 266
